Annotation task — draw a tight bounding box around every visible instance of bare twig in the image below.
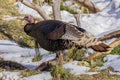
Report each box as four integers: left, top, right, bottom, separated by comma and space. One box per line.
70, 0, 100, 13
52, 0, 61, 20
74, 12, 82, 27
17, 0, 50, 20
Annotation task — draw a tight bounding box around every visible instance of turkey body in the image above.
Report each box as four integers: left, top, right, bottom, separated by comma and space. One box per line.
24, 20, 109, 52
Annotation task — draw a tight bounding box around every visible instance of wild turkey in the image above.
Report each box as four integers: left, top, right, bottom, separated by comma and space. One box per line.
23, 15, 110, 61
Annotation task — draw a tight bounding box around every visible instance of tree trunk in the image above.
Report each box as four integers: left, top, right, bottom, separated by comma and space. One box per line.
52, 0, 61, 20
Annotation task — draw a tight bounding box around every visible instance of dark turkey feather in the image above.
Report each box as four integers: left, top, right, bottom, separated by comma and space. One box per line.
24, 19, 110, 52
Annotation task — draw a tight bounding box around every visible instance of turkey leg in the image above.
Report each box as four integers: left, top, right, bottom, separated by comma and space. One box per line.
35, 40, 41, 57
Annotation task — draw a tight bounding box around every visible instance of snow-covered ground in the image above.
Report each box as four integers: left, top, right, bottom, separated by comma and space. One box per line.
1, 0, 120, 79
0, 40, 120, 79
81, 0, 120, 36
0, 40, 100, 80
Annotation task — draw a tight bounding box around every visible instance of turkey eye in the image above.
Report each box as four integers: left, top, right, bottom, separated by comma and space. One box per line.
24, 16, 29, 20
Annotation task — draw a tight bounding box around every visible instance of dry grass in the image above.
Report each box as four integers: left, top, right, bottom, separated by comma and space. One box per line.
78, 68, 120, 80
0, 0, 35, 47
21, 69, 41, 77
0, 1, 120, 80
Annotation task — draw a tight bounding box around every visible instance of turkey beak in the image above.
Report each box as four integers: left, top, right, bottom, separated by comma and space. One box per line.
20, 17, 28, 23
20, 17, 25, 21
21, 17, 26, 21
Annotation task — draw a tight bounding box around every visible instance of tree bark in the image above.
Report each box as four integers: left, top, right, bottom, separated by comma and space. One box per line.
70, 0, 100, 13
52, 0, 61, 20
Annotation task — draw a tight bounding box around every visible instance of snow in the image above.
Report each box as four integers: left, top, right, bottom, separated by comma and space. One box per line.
0, 40, 99, 80
0, 71, 52, 80
0, 40, 56, 70
81, 0, 120, 36
63, 61, 98, 75
101, 55, 120, 72
61, 10, 76, 23
22, 72, 52, 80
0, 40, 54, 79
15, 0, 120, 36
110, 71, 120, 75
1, 0, 120, 79
0, 72, 20, 80
15, 2, 52, 18
0, 40, 97, 79
2, 39, 120, 78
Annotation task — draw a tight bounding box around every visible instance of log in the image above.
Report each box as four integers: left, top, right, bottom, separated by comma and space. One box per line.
70, 0, 100, 13
98, 30, 120, 41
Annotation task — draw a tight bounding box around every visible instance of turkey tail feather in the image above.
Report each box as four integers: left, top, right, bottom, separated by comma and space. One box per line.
91, 43, 110, 52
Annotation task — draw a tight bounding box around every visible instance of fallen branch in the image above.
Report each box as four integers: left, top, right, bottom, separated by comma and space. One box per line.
0, 60, 27, 70
98, 30, 120, 41
88, 38, 120, 60
17, 0, 50, 20
70, 0, 100, 13
88, 30, 120, 60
